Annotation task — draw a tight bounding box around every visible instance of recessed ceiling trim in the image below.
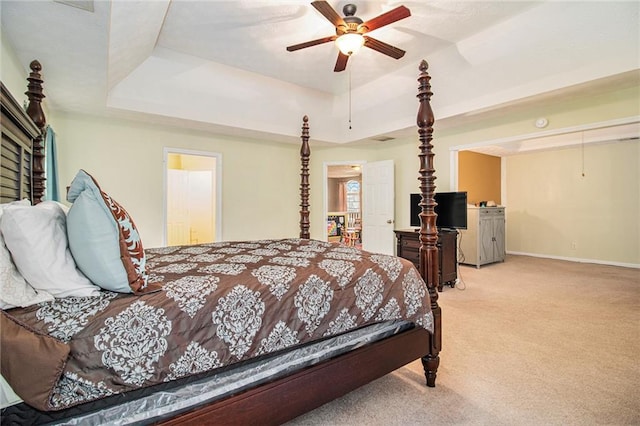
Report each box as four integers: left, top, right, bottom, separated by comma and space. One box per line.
451, 116, 640, 156
3, 1, 637, 145
53, 0, 94, 13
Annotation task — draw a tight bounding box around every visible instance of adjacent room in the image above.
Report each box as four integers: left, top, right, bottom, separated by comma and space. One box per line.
1, 1, 638, 424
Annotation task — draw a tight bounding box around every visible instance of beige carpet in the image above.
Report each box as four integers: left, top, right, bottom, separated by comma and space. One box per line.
287, 255, 640, 425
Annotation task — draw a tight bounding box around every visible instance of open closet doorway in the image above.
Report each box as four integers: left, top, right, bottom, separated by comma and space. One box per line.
325, 163, 363, 249
164, 148, 222, 246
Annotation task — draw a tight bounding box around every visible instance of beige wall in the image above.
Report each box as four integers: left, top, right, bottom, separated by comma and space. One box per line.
435, 83, 640, 267
436, 84, 639, 146
49, 110, 300, 248
3, 37, 638, 265
506, 141, 639, 265
458, 151, 501, 205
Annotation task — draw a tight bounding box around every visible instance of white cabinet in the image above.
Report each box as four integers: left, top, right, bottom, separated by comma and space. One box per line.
459, 207, 505, 268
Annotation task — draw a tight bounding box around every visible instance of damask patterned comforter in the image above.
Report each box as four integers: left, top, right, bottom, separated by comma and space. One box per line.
0, 239, 433, 412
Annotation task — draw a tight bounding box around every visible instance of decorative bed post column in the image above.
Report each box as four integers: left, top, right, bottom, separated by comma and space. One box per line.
416, 60, 441, 387
299, 115, 311, 239
25, 60, 46, 205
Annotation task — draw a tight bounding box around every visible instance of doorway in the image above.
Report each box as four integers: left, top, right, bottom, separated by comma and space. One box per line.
324, 160, 396, 254
164, 148, 222, 246
325, 163, 363, 248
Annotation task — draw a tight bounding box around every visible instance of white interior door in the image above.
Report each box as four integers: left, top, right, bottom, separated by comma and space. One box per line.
167, 169, 190, 246
187, 170, 214, 244
362, 160, 395, 254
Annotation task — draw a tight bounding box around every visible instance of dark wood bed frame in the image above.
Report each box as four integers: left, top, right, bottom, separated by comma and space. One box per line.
1, 60, 441, 425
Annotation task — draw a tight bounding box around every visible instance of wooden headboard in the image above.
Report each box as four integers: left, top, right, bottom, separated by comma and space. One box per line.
0, 60, 46, 205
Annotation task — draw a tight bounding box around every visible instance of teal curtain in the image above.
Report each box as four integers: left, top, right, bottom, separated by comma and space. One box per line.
44, 126, 60, 201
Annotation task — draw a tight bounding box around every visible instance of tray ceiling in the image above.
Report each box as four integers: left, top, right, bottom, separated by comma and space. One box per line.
1, 1, 638, 145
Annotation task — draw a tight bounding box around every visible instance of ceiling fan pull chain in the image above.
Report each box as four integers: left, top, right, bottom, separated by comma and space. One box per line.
349, 67, 352, 130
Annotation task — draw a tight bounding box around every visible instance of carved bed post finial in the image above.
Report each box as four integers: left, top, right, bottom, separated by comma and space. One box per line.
299, 115, 311, 239
25, 60, 46, 204
416, 59, 441, 387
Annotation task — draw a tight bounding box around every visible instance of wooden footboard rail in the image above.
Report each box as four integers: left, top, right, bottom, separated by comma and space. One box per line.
416, 60, 441, 386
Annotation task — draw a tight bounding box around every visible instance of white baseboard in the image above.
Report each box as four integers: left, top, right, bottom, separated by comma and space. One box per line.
506, 251, 640, 269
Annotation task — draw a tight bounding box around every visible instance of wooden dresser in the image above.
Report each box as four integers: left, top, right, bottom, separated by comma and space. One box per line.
394, 229, 458, 291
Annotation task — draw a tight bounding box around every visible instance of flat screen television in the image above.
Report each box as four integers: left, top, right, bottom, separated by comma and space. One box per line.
410, 192, 468, 229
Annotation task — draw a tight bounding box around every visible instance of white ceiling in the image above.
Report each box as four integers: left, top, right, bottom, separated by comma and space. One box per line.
1, 0, 638, 147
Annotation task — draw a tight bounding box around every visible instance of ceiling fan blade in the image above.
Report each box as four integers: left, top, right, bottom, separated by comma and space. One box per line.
334, 52, 349, 72
363, 36, 406, 59
311, 1, 347, 29
358, 5, 411, 33
287, 35, 336, 52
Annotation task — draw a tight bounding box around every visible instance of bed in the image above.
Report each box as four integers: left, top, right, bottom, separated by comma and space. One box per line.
0, 60, 442, 425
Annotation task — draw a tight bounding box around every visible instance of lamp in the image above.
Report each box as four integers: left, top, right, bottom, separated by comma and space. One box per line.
335, 33, 365, 56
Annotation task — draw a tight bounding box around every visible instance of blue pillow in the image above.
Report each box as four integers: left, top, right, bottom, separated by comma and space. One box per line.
66, 170, 160, 294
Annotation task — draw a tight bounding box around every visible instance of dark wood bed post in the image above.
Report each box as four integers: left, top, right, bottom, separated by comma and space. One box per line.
299, 115, 311, 239
25, 60, 46, 205
416, 60, 441, 387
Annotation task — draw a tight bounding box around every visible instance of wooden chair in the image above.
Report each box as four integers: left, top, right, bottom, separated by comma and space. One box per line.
344, 212, 361, 247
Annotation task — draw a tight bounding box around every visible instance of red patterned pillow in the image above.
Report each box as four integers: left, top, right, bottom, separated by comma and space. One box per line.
67, 170, 161, 294
100, 190, 155, 293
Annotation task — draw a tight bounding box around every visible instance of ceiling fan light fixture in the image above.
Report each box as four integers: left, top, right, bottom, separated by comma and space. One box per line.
335, 33, 365, 56
287, 2, 411, 71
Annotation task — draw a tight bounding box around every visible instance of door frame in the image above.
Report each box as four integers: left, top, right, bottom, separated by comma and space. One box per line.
163, 147, 223, 246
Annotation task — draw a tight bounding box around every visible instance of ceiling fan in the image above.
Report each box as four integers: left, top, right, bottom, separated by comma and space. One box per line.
286, 1, 411, 72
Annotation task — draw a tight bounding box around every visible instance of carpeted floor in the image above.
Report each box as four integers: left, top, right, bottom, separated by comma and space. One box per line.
287, 255, 640, 425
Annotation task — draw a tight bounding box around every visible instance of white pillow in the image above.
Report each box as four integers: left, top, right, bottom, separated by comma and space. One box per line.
53, 201, 70, 215
0, 373, 22, 408
0, 200, 54, 309
0, 201, 100, 298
